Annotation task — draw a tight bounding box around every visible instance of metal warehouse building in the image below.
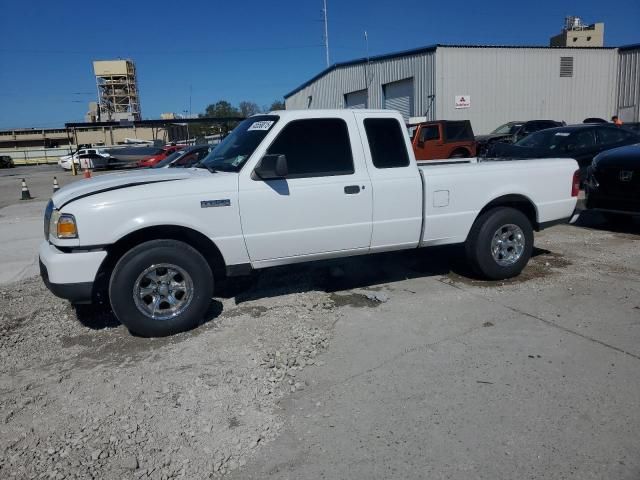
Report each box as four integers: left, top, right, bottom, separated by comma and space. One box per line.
284, 44, 639, 134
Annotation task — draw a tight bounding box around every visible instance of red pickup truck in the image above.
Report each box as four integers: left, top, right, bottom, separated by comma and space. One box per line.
408, 120, 477, 160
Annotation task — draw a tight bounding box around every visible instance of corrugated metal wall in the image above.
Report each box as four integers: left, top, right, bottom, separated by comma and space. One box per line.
617, 47, 640, 122
285, 52, 437, 121
436, 47, 619, 134
285, 46, 620, 135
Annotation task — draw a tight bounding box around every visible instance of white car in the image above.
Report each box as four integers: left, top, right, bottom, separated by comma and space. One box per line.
40, 109, 579, 337
58, 148, 111, 170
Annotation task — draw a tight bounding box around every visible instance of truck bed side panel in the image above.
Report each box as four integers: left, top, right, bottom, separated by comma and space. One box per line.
419, 158, 578, 246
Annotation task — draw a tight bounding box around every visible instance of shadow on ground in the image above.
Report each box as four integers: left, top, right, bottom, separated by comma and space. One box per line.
573, 210, 640, 236
73, 242, 569, 334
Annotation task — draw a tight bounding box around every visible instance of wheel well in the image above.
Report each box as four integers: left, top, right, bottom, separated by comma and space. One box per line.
93, 226, 226, 303
449, 147, 470, 158
477, 195, 539, 230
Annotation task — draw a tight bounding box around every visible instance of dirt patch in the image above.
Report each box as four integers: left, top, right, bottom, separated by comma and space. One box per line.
329, 292, 383, 308
444, 250, 572, 287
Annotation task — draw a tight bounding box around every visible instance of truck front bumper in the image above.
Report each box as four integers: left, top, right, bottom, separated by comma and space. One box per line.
39, 241, 107, 304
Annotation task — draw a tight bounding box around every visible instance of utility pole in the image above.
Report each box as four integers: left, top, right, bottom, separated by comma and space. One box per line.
322, 0, 330, 67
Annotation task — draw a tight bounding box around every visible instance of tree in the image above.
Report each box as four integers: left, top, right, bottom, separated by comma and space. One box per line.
201, 100, 242, 137
204, 100, 241, 118
239, 101, 261, 117
268, 99, 285, 111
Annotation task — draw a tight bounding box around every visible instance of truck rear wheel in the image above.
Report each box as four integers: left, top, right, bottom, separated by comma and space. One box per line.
465, 207, 533, 280
109, 239, 214, 337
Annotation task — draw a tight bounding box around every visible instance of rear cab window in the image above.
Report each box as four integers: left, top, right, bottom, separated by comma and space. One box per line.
364, 118, 410, 169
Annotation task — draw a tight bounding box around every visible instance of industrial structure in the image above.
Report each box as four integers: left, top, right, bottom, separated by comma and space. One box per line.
284, 43, 639, 134
92, 60, 142, 122
550, 16, 604, 48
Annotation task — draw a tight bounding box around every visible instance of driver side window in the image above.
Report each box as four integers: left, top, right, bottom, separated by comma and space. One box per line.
568, 130, 596, 149
266, 118, 354, 178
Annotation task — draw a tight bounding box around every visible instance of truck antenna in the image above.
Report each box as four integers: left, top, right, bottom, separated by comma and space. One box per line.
322, 0, 330, 67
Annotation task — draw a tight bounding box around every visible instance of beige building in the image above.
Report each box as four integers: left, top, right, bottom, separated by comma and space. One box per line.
550, 17, 604, 48
0, 124, 186, 149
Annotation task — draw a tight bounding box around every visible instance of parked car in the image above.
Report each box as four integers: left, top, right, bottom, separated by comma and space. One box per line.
408, 120, 476, 160
622, 122, 640, 135
153, 145, 216, 168
40, 109, 579, 337
138, 145, 186, 168
476, 120, 563, 155
583, 117, 608, 124
0, 155, 15, 168
59, 148, 111, 171
584, 144, 640, 221
489, 124, 640, 179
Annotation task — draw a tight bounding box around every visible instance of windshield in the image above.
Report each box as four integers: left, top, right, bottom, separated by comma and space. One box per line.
153, 150, 185, 168
516, 129, 569, 150
491, 122, 522, 135
200, 115, 279, 172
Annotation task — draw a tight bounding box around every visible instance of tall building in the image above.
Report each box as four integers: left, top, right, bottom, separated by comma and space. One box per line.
92, 60, 142, 121
550, 17, 604, 48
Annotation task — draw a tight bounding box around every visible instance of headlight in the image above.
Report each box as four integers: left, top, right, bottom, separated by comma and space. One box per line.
50, 211, 78, 239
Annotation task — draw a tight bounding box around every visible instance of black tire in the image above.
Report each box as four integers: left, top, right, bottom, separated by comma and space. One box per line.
449, 149, 470, 159
109, 239, 213, 337
465, 207, 534, 280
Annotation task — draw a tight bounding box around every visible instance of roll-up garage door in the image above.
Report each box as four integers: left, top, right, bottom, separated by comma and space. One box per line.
383, 78, 414, 121
345, 89, 368, 109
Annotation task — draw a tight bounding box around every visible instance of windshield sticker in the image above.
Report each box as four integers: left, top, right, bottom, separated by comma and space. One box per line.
248, 121, 274, 131
555, 132, 570, 136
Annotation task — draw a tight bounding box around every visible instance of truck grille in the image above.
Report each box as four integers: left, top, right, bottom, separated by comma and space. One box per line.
44, 200, 53, 239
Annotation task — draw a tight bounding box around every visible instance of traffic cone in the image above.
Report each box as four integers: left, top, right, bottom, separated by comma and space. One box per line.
83, 167, 92, 179
53, 176, 60, 193
20, 178, 32, 200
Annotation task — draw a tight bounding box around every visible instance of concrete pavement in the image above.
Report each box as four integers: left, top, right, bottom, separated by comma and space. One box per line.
231, 220, 640, 480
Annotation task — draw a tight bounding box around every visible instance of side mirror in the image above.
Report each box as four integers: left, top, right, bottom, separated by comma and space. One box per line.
254, 154, 288, 180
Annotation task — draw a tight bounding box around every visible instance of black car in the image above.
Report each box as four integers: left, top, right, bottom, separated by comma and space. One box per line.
476, 120, 563, 155
489, 124, 640, 179
0, 155, 15, 168
585, 144, 640, 220
152, 145, 216, 168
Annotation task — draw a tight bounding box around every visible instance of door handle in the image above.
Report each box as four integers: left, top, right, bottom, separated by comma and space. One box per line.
344, 185, 360, 194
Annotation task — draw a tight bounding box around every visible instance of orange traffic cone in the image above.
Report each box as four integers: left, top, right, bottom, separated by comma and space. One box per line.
20, 178, 33, 200
53, 176, 60, 192
83, 168, 92, 179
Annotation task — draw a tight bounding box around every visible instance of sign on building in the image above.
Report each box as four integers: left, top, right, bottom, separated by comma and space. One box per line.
455, 95, 471, 109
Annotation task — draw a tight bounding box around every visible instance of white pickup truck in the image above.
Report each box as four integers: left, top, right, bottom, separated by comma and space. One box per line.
40, 109, 580, 336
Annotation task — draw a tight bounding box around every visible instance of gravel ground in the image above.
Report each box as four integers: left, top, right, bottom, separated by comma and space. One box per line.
0, 268, 343, 479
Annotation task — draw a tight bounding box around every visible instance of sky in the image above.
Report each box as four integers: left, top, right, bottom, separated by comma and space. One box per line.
0, 0, 638, 129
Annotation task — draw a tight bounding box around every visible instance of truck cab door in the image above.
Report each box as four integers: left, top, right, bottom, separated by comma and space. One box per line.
355, 113, 423, 250
238, 116, 373, 264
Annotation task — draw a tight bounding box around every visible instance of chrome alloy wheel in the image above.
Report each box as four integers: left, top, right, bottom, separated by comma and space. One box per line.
490, 224, 525, 266
133, 264, 194, 320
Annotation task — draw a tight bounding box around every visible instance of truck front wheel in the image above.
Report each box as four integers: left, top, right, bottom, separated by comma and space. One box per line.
465, 207, 533, 280
109, 239, 214, 337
